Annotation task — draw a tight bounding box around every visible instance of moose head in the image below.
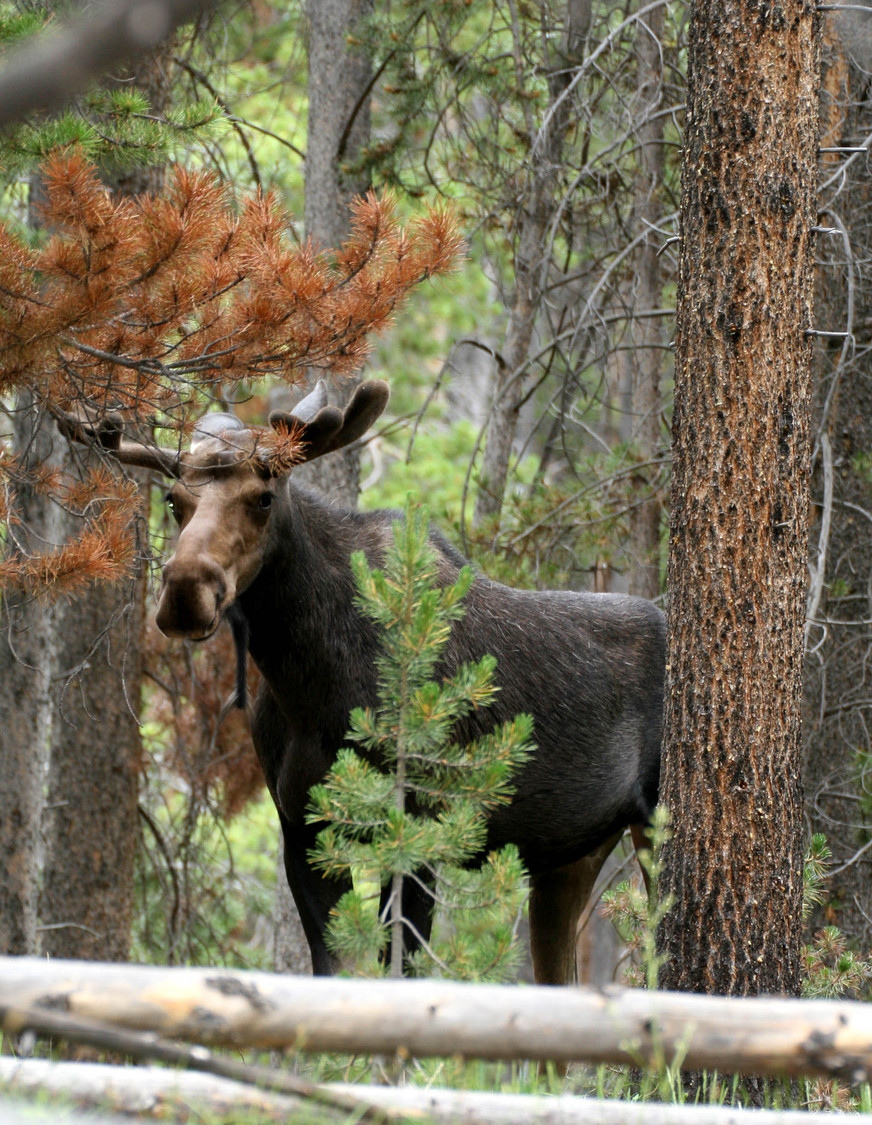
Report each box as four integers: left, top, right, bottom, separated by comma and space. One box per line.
61, 380, 389, 641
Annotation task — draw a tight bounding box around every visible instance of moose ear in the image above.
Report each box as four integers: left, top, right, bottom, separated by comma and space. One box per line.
269, 380, 389, 464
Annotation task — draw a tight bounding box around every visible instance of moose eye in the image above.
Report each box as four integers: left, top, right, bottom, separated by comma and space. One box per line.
165, 492, 180, 522
258, 492, 273, 511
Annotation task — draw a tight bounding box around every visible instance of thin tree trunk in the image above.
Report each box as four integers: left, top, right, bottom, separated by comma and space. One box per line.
803, 21, 872, 950
296, 0, 374, 509
658, 0, 819, 1005
2, 1055, 870, 1123
273, 0, 376, 972
272, 879, 311, 975
0, 403, 68, 955
626, 0, 666, 601
473, 0, 590, 529
38, 48, 170, 962
304, 0, 373, 250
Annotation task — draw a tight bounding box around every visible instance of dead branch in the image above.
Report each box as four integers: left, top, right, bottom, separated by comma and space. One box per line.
0, 1000, 413, 1123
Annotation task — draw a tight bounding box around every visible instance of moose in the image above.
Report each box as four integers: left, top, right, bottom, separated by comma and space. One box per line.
64, 380, 665, 983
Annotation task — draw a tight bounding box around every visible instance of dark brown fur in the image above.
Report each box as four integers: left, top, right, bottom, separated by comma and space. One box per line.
234, 491, 664, 978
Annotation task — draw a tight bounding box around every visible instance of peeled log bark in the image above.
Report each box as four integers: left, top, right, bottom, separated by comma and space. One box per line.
1, 957, 872, 1081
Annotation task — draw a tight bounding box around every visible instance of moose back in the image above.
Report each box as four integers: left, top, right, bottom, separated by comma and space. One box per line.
67, 380, 665, 983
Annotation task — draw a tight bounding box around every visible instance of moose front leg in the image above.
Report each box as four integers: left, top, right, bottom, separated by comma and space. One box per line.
529, 832, 623, 985
279, 815, 350, 975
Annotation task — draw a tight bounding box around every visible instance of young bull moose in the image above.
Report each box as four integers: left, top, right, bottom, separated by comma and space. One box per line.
64, 380, 665, 983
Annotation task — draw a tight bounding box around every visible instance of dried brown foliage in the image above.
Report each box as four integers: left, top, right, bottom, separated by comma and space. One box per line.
0, 149, 462, 596
0, 468, 140, 597
2, 151, 460, 404
144, 618, 264, 818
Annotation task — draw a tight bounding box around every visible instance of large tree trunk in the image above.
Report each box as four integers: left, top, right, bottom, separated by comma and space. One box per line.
38, 50, 171, 962
273, 0, 375, 974
658, 0, 819, 1003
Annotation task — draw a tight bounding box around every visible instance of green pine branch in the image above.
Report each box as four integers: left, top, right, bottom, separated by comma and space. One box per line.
307, 494, 532, 981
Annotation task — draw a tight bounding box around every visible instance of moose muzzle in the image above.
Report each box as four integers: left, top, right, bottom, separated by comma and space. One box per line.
155, 554, 231, 639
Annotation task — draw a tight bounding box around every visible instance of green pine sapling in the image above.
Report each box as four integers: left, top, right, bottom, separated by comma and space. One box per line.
306, 496, 532, 980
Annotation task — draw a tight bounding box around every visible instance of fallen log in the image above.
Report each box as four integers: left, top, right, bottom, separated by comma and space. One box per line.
1, 957, 871, 1081
0, 1058, 301, 1122
0, 1058, 862, 1125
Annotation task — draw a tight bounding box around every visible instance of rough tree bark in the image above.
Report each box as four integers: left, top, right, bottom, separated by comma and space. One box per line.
38, 50, 171, 962
658, 0, 820, 1001
38, 557, 146, 961
272, 0, 375, 974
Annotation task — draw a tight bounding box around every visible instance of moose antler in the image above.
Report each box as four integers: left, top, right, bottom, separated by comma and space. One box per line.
269, 380, 389, 465
54, 380, 389, 479
54, 408, 182, 478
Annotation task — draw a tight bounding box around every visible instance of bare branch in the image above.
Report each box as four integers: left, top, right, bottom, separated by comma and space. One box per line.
806, 431, 834, 652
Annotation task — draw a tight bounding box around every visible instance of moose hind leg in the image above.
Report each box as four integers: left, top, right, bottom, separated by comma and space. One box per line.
630, 823, 652, 896
529, 832, 623, 986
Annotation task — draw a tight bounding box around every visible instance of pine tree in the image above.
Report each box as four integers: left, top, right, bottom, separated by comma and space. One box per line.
307, 496, 532, 981
658, 0, 817, 1008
